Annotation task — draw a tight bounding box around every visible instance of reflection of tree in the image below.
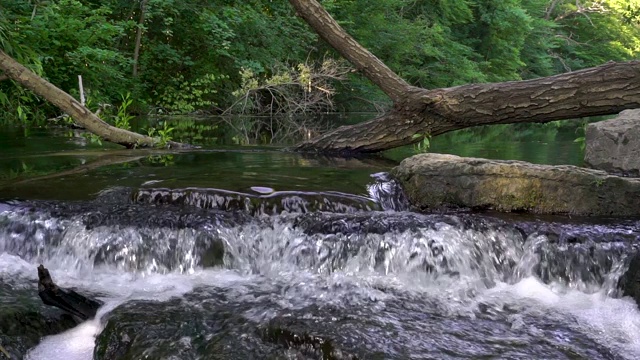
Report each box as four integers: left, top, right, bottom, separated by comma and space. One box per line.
1, 151, 151, 187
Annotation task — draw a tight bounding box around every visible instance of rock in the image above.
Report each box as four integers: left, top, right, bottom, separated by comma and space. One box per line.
390, 153, 640, 216
132, 188, 381, 215
94, 289, 364, 360
619, 252, 640, 307
0, 283, 78, 359
585, 109, 640, 176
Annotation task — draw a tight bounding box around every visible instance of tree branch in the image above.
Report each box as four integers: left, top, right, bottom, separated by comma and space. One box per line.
545, 0, 562, 20
288, 0, 413, 102
296, 61, 640, 153
0, 50, 191, 149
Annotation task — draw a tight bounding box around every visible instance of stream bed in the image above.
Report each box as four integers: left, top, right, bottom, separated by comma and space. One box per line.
0, 125, 639, 359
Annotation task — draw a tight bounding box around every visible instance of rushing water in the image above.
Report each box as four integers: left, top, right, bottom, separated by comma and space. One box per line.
0, 180, 639, 359
0, 122, 639, 359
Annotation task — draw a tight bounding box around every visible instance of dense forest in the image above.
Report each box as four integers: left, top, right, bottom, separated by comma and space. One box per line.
1, 0, 639, 125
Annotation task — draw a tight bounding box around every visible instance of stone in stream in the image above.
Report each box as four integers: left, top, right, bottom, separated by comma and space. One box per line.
92, 284, 619, 359
0, 282, 78, 359
585, 109, 640, 176
132, 187, 381, 215
93, 289, 363, 360
619, 252, 640, 308
390, 153, 640, 216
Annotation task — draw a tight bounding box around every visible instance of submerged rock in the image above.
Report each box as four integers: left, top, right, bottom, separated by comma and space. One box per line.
93, 288, 363, 360
93, 283, 619, 360
390, 153, 640, 216
585, 109, 640, 176
132, 187, 381, 215
0, 282, 77, 359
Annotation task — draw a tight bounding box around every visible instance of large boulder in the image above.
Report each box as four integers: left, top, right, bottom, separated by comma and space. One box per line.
585, 109, 640, 176
390, 153, 640, 216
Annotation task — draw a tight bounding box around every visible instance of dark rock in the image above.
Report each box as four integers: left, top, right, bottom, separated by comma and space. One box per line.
619, 252, 640, 307
390, 153, 640, 216
94, 284, 620, 360
0, 282, 78, 359
132, 187, 381, 215
585, 109, 640, 176
93, 289, 286, 360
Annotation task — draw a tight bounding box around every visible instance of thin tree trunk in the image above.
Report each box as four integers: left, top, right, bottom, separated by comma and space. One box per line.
132, 0, 148, 77
288, 0, 640, 154
289, 0, 412, 102
545, 0, 561, 20
0, 50, 190, 149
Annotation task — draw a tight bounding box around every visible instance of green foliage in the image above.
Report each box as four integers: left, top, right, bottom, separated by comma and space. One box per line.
114, 92, 134, 130
1, 0, 639, 126
155, 74, 220, 114
83, 133, 103, 146
145, 121, 174, 147
412, 133, 432, 153
573, 120, 589, 151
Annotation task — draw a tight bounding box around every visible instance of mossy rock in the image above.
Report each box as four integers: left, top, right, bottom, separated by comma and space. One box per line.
0, 283, 78, 359
390, 153, 640, 216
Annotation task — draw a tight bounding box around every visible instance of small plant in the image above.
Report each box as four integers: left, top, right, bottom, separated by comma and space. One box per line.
114, 92, 134, 130
144, 121, 174, 147
157, 121, 174, 147
16, 105, 28, 124
82, 133, 103, 145
412, 133, 431, 153
574, 121, 588, 151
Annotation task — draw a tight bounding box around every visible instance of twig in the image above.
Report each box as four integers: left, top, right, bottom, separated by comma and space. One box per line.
0, 343, 10, 358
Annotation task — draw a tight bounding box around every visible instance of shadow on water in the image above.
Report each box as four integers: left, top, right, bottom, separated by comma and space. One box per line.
0, 116, 639, 359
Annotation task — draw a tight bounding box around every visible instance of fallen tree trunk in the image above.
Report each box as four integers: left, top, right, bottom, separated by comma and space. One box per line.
0, 50, 190, 149
289, 0, 640, 154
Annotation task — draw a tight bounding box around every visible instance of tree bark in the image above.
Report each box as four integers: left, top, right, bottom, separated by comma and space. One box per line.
0, 50, 190, 149
288, 0, 412, 102
132, 0, 148, 77
289, 0, 640, 154
38, 265, 103, 320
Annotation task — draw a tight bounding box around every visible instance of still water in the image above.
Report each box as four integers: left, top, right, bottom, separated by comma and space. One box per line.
1, 118, 639, 359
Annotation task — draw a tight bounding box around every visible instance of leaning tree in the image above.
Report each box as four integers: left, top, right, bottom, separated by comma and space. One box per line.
289, 0, 640, 154
0, 50, 189, 148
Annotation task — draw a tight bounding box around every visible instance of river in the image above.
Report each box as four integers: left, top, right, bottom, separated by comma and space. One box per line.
1, 118, 639, 359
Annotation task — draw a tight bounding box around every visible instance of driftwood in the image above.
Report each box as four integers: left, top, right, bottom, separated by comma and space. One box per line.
37, 265, 103, 321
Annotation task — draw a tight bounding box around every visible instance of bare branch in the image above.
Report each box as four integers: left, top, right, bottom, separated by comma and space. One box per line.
545, 0, 562, 20
288, 0, 412, 101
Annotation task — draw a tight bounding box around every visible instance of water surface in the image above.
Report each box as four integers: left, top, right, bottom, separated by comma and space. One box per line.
0, 119, 638, 360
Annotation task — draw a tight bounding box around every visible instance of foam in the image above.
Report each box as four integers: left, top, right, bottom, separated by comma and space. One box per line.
485, 277, 640, 359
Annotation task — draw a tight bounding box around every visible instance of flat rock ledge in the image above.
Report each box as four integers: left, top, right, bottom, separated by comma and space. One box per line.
390, 153, 640, 216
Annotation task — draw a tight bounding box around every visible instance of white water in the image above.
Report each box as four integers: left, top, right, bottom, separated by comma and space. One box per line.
2, 207, 640, 359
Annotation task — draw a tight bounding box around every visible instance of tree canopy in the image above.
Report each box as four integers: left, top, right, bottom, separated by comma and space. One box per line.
1, 0, 639, 124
